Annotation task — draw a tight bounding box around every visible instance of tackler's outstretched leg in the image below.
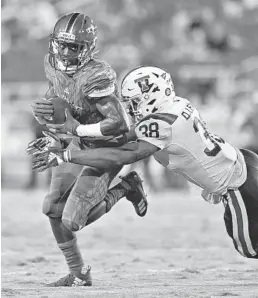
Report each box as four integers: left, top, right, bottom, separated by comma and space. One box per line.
223, 149, 258, 259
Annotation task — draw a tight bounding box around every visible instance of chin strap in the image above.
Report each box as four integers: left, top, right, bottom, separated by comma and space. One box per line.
56, 60, 77, 75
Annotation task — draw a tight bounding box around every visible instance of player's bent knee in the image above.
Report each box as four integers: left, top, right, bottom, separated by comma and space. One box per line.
42, 195, 64, 218
42, 198, 52, 217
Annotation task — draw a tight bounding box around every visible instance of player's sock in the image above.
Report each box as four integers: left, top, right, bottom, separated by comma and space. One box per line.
104, 182, 127, 212
58, 237, 84, 277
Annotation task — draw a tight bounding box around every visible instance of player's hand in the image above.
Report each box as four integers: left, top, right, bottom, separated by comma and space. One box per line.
32, 147, 66, 172
46, 109, 80, 135
31, 98, 54, 125
31, 98, 54, 117
27, 131, 62, 155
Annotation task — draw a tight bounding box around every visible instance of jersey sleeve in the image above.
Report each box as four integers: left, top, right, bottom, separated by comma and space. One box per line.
135, 116, 172, 150
82, 60, 117, 98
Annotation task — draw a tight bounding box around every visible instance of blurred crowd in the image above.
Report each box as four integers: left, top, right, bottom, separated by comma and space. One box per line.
2, 0, 258, 190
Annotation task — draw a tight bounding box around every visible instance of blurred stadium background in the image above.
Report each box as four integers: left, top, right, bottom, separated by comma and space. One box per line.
2, 1, 258, 296
2, 0, 258, 190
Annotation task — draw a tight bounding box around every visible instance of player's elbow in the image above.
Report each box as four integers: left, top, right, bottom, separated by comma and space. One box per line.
111, 118, 129, 136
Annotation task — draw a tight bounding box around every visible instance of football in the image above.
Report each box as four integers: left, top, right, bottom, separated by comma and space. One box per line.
48, 97, 72, 124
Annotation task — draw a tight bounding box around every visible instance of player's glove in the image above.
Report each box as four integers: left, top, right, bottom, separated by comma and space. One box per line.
27, 131, 62, 155
31, 147, 68, 172
31, 98, 54, 125
46, 109, 80, 135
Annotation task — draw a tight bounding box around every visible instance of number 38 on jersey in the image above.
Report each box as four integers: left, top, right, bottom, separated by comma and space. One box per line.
138, 122, 160, 138
135, 114, 174, 149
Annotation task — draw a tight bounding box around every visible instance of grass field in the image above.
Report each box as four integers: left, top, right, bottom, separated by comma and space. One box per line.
1, 188, 258, 298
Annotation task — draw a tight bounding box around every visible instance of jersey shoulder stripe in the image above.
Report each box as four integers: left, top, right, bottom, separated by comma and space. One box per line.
81, 58, 117, 98
138, 113, 178, 126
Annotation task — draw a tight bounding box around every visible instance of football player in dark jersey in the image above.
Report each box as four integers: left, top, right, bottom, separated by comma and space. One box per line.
29, 13, 148, 287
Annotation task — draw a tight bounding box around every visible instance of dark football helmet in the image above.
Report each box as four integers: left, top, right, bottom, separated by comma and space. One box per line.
49, 12, 98, 74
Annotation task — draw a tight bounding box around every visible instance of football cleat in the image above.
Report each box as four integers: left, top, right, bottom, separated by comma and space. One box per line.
120, 171, 148, 217
46, 265, 92, 287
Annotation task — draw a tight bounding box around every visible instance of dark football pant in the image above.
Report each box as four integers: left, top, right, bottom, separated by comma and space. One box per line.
224, 149, 258, 259
42, 138, 122, 231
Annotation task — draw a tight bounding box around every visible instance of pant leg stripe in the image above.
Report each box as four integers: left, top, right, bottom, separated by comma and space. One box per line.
229, 191, 256, 257
227, 195, 245, 256
234, 190, 256, 256
138, 200, 144, 208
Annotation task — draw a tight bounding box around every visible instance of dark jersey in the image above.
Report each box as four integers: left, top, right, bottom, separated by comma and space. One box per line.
44, 54, 119, 125
44, 54, 129, 147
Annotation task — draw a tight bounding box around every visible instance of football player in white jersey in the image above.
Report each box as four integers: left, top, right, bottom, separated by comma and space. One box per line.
32, 66, 258, 259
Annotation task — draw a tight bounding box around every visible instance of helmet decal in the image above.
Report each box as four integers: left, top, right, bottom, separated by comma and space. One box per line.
134, 76, 153, 93
165, 88, 171, 96
86, 23, 97, 35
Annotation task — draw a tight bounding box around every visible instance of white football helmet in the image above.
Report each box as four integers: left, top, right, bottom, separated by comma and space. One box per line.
121, 66, 175, 121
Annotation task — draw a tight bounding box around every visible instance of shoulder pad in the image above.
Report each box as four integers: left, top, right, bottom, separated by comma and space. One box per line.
170, 97, 195, 116
81, 59, 117, 98
138, 113, 178, 126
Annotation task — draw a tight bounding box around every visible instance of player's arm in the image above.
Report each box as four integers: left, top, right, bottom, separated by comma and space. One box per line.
102, 126, 137, 147
96, 94, 129, 136
68, 64, 130, 137
66, 140, 158, 168
32, 117, 171, 172
32, 139, 159, 172
73, 93, 129, 138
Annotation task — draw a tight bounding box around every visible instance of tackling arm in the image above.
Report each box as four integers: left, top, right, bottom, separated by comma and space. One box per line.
30, 132, 158, 172
65, 140, 159, 169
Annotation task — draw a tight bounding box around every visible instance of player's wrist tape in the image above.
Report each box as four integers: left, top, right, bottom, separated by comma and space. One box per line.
76, 123, 103, 137
63, 150, 71, 162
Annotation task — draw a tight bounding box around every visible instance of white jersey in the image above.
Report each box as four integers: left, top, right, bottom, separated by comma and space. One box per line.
134, 96, 247, 196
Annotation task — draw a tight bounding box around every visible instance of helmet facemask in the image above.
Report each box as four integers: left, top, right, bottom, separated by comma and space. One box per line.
123, 95, 143, 121
49, 32, 97, 75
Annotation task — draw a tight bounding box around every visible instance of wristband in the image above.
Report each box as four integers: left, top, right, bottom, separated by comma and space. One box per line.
76, 122, 103, 137
63, 150, 71, 162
